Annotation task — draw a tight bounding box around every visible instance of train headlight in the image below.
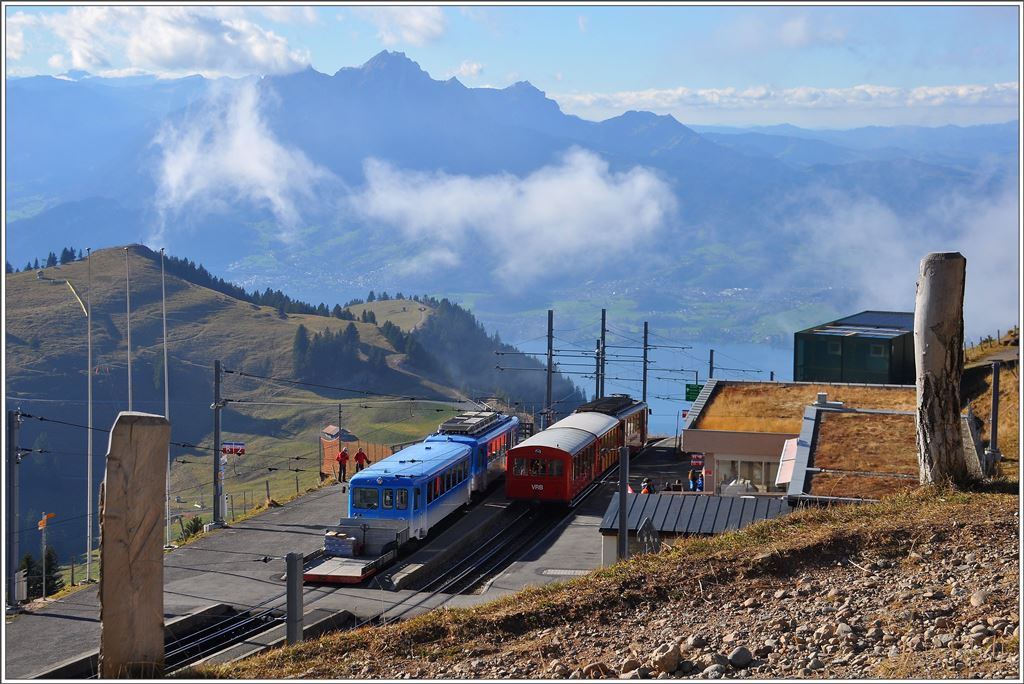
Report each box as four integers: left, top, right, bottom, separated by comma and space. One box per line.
376, 477, 384, 485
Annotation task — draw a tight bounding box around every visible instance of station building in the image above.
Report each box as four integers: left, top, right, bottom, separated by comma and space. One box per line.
793, 310, 915, 385
681, 379, 918, 496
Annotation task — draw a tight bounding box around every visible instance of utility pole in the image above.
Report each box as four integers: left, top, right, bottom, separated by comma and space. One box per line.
211, 360, 225, 528
7, 410, 22, 611
125, 247, 133, 411
86, 248, 94, 582
709, 348, 715, 380
642, 322, 649, 403
545, 310, 553, 429
617, 446, 629, 561
41, 514, 48, 599
599, 309, 607, 398
770, 370, 775, 382
161, 248, 172, 548
594, 339, 601, 400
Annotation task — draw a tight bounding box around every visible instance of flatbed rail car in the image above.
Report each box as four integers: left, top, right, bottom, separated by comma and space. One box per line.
506, 396, 648, 504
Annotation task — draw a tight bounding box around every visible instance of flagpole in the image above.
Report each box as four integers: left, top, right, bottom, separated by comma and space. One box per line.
124, 247, 133, 411
86, 248, 94, 582
161, 248, 173, 548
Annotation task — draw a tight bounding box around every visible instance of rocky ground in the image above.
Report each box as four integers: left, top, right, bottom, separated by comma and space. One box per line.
198, 487, 1019, 680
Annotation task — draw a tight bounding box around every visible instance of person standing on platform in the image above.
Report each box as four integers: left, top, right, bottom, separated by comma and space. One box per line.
336, 447, 350, 482
355, 447, 369, 472
688, 469, 699, 491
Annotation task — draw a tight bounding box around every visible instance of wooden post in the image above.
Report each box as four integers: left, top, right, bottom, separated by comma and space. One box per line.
177, 517, 186, 539
295, 475, 300, 496
914, 252, 971, 486
229, 494, 235, 522
265, 479, 271, 505
99, 412, 170, 678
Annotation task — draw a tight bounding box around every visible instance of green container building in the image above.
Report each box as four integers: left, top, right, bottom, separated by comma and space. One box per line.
793, 311, 915, 385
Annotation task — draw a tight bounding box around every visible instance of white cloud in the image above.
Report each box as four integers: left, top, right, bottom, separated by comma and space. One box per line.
5, 11, 37, 60
354, 6, 445, 47
257, 6, 319, 25
781, 184, 1019, 341
39, 6, 309, 76
554, 82, 1020, 116
351, 148, 677, 287
718, 12, 847, 54
152, 80, 333, 240
451, 60, 482, 80
578, 15, 588, 34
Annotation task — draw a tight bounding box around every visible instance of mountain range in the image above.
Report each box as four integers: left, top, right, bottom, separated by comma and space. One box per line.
5, 51, 1019, 343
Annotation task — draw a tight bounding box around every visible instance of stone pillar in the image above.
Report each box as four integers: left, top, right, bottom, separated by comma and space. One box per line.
914, 253, 971, 486
99, 412, 170, 678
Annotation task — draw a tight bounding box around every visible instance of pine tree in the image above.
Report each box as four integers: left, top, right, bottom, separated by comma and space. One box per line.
332, 304, 344, 318
367, 290, 376, 302
33, 258, 40, 270
59, 247, 73, 264
20, 553, 42, 600
45, 252, 57, 267
77, 249, 84, 260
24, 261, 32, 272
5, 261, 13, 274
43, 546, 64, 596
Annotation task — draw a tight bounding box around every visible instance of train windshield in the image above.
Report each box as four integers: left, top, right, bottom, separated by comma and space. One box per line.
352, 487, 379, 509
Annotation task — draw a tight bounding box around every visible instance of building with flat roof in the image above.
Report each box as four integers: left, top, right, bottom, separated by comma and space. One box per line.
682, 379, 917, 496
794, 310, 915, 384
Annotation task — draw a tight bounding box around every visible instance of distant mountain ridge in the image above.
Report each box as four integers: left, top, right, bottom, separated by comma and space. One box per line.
5, 51, 1019, 342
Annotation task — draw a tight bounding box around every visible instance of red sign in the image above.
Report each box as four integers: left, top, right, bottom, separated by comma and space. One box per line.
681, 410, 688, 418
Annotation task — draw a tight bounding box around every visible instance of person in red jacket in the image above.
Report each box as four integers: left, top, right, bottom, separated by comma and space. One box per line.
336, 447, 349, 482
354, 447, 369, 472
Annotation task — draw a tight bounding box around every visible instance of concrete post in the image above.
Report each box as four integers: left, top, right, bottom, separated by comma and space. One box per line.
99, 412, 170, 678
617, 446, 629, 561
709, 349, 715, 379
286, 552, 303, 645
914, 252, 970, 486
594, 339, 601, 400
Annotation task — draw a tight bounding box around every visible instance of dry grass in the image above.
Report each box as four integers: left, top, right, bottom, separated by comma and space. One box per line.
345, 299, 434, 332
964, 327, 1018, 365
695, 382, 916, 433
188, 486, 1016, 680
808, 472, 918, 498
814, 412, 918, 474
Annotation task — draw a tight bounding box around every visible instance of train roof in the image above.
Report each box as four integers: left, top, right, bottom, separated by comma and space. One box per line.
349, 441, 470, 484
512, 412, 619, 456
426, 413, 518, 445
575, 395, 642, 417
437, 411, 504, 436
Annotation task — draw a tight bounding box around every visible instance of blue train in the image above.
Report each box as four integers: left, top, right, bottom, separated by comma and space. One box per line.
346, 411, 520, 539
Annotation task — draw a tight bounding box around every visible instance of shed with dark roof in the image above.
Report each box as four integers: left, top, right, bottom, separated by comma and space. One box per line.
794, 310, 915, 384
597, 492, 792, 565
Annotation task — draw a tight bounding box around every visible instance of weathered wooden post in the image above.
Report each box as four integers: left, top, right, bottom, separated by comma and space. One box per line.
99, 412, 170, 678
914, 252, 970, 486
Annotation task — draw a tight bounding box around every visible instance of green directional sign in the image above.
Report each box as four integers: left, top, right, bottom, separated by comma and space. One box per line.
685, 383, 703, 402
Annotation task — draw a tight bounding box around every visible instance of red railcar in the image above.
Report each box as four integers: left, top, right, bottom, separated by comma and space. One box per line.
506, 396, 648, 504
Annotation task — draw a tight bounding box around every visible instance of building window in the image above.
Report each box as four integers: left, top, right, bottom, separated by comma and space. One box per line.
870, 344, 886, 357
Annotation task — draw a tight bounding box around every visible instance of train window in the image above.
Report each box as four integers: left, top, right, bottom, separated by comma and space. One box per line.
529, 458, 547, 476
550, 460, 563, 477
352, 488, 379, 510
413, 488, 420, 511
397, 488, 408, 510
383, 488, 394, 509
513, 458, 527, 476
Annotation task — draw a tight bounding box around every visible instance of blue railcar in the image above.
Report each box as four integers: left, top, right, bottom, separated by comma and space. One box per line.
347, 441, 473, 539
344, 411, 519, 540
425, 411, 520, 493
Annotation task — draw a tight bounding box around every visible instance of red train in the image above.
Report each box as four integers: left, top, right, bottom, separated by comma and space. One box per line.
506, 395, 648, 504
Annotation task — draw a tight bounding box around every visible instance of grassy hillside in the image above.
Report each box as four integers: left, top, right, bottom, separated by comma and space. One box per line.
4, 245, 465, 560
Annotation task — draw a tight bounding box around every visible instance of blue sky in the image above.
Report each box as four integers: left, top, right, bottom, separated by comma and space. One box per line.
5, 3, 1020, 126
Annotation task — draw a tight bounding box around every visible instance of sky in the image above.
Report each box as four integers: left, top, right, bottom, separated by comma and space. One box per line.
4, 3, 1020, 127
